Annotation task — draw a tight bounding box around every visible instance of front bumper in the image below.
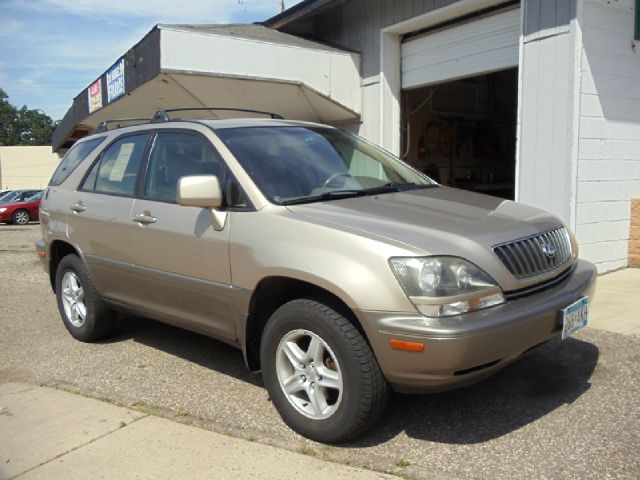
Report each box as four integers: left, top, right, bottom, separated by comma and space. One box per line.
356, 259, 597, 393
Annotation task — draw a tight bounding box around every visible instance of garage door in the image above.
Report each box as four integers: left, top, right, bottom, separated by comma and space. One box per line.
401, 8, 521, 89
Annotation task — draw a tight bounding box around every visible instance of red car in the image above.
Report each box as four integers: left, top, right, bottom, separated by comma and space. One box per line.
0, 190, 44, 225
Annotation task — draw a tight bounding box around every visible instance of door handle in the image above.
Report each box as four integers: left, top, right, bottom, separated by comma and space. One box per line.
70, 202, 87, 213
132, 213, 157, 225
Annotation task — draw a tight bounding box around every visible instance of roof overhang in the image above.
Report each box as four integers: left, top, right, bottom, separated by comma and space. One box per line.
52, 24, 361, 152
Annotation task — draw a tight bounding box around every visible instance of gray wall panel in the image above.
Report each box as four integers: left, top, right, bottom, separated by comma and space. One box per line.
286, 0, 538, 78
523, 0, 576, 36
284, 0, 576, 73
296, 0, 444, 77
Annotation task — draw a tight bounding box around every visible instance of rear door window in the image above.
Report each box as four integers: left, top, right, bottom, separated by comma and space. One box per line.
49, 137, 106, 186
82, 134, 150, 196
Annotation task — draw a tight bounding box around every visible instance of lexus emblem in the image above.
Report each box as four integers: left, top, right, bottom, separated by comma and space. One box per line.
541, 242, 557, 258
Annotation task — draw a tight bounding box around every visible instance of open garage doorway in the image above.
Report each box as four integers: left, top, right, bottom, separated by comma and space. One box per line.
401, 68, 518, 200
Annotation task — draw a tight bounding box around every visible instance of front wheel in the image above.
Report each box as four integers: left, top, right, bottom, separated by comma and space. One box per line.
260, 298, 389, 443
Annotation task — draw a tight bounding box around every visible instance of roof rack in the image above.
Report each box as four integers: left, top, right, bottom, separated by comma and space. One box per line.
94, 108, 285, 134
95, 118, 152, 133
152, 107, 285, 122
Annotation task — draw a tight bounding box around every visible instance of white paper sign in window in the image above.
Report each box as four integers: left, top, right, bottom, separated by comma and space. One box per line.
109, 142, 134, 181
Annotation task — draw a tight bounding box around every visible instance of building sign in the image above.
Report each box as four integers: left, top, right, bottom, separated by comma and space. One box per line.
87, 79, 102, 114
106, 58, 125, 103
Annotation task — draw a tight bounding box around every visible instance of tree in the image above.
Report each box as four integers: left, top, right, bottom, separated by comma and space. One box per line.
0, 88, 57, 146
0, 88, 18, 145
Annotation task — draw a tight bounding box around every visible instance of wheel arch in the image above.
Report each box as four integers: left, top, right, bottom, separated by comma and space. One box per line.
48, 240, 81, 293
243, 276, 369, 371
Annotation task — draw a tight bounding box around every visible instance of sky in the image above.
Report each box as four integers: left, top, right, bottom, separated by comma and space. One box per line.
0, 0, 303, 120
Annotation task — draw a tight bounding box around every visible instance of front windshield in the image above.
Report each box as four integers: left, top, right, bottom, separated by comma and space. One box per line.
216, 126, 437, 205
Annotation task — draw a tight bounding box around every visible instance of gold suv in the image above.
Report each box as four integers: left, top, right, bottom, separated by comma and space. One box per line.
37, 109, 596, 442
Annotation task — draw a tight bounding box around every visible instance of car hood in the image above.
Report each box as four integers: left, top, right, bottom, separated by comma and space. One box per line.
286, 186, 566, 289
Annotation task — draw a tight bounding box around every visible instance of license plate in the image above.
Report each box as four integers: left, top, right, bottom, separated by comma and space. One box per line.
561, 296, 589, 340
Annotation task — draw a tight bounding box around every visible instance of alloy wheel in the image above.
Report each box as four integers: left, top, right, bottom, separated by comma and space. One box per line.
14, 211, 29, 224
275, 329, 343, 420
61, 271, 87, 327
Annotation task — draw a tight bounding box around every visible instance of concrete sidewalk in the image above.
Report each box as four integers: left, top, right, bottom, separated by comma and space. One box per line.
0, 383, 393, 480
588, 268, 640, 336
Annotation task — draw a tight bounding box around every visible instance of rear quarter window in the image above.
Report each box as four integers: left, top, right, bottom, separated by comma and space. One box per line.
49, 137, 106, 186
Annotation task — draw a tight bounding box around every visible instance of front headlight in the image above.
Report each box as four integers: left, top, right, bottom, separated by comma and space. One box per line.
389, 256, 505, 317
0, 208, 6, 213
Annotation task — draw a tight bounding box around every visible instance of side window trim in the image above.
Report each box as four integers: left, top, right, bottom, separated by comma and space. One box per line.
80, 155, 101, 192
202, 127, 258, 212
137, 132, 158, 199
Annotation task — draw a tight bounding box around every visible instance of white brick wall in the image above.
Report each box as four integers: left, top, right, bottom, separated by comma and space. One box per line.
575, 0, 640, 272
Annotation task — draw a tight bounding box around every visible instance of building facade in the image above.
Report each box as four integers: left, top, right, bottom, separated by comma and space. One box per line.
0, 146, 61, 190
52, 0, 640, 272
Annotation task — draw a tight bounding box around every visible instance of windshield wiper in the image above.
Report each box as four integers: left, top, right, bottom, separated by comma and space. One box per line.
282, 190, 366, 206
361, 182, 437, 195
282, 183, 438, 206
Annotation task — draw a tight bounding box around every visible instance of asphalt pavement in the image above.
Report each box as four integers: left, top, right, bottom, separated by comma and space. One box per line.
1, 224, 639, 479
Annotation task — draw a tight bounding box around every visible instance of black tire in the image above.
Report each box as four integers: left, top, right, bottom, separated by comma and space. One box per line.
12, 209, 30, 225
260, 298, 389, 443
55, 254, 116, 342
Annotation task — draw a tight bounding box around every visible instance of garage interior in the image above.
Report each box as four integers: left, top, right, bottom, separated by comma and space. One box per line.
398, 6, 520, 201
401, 68, 518, 200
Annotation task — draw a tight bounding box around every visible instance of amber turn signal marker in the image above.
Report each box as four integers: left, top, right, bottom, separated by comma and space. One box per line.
389, 339, 424, 352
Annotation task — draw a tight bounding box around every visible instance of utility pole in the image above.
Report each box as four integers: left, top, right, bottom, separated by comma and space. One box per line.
280, 0, 285, 13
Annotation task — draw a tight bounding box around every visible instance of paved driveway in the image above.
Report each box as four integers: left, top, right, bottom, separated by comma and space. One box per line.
1, 225, 638, 479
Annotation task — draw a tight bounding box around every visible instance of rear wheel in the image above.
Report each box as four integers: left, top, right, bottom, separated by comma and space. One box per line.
260, 298, 389, 443
12, 209, 30, 225
55, 254, 116, 342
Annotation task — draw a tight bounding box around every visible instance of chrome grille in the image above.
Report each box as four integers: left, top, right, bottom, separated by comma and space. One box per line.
493, 226, 572, 279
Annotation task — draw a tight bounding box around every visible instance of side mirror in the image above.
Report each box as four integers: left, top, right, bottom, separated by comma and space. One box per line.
177, 175, 227, 231
177, 175, 222, 209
